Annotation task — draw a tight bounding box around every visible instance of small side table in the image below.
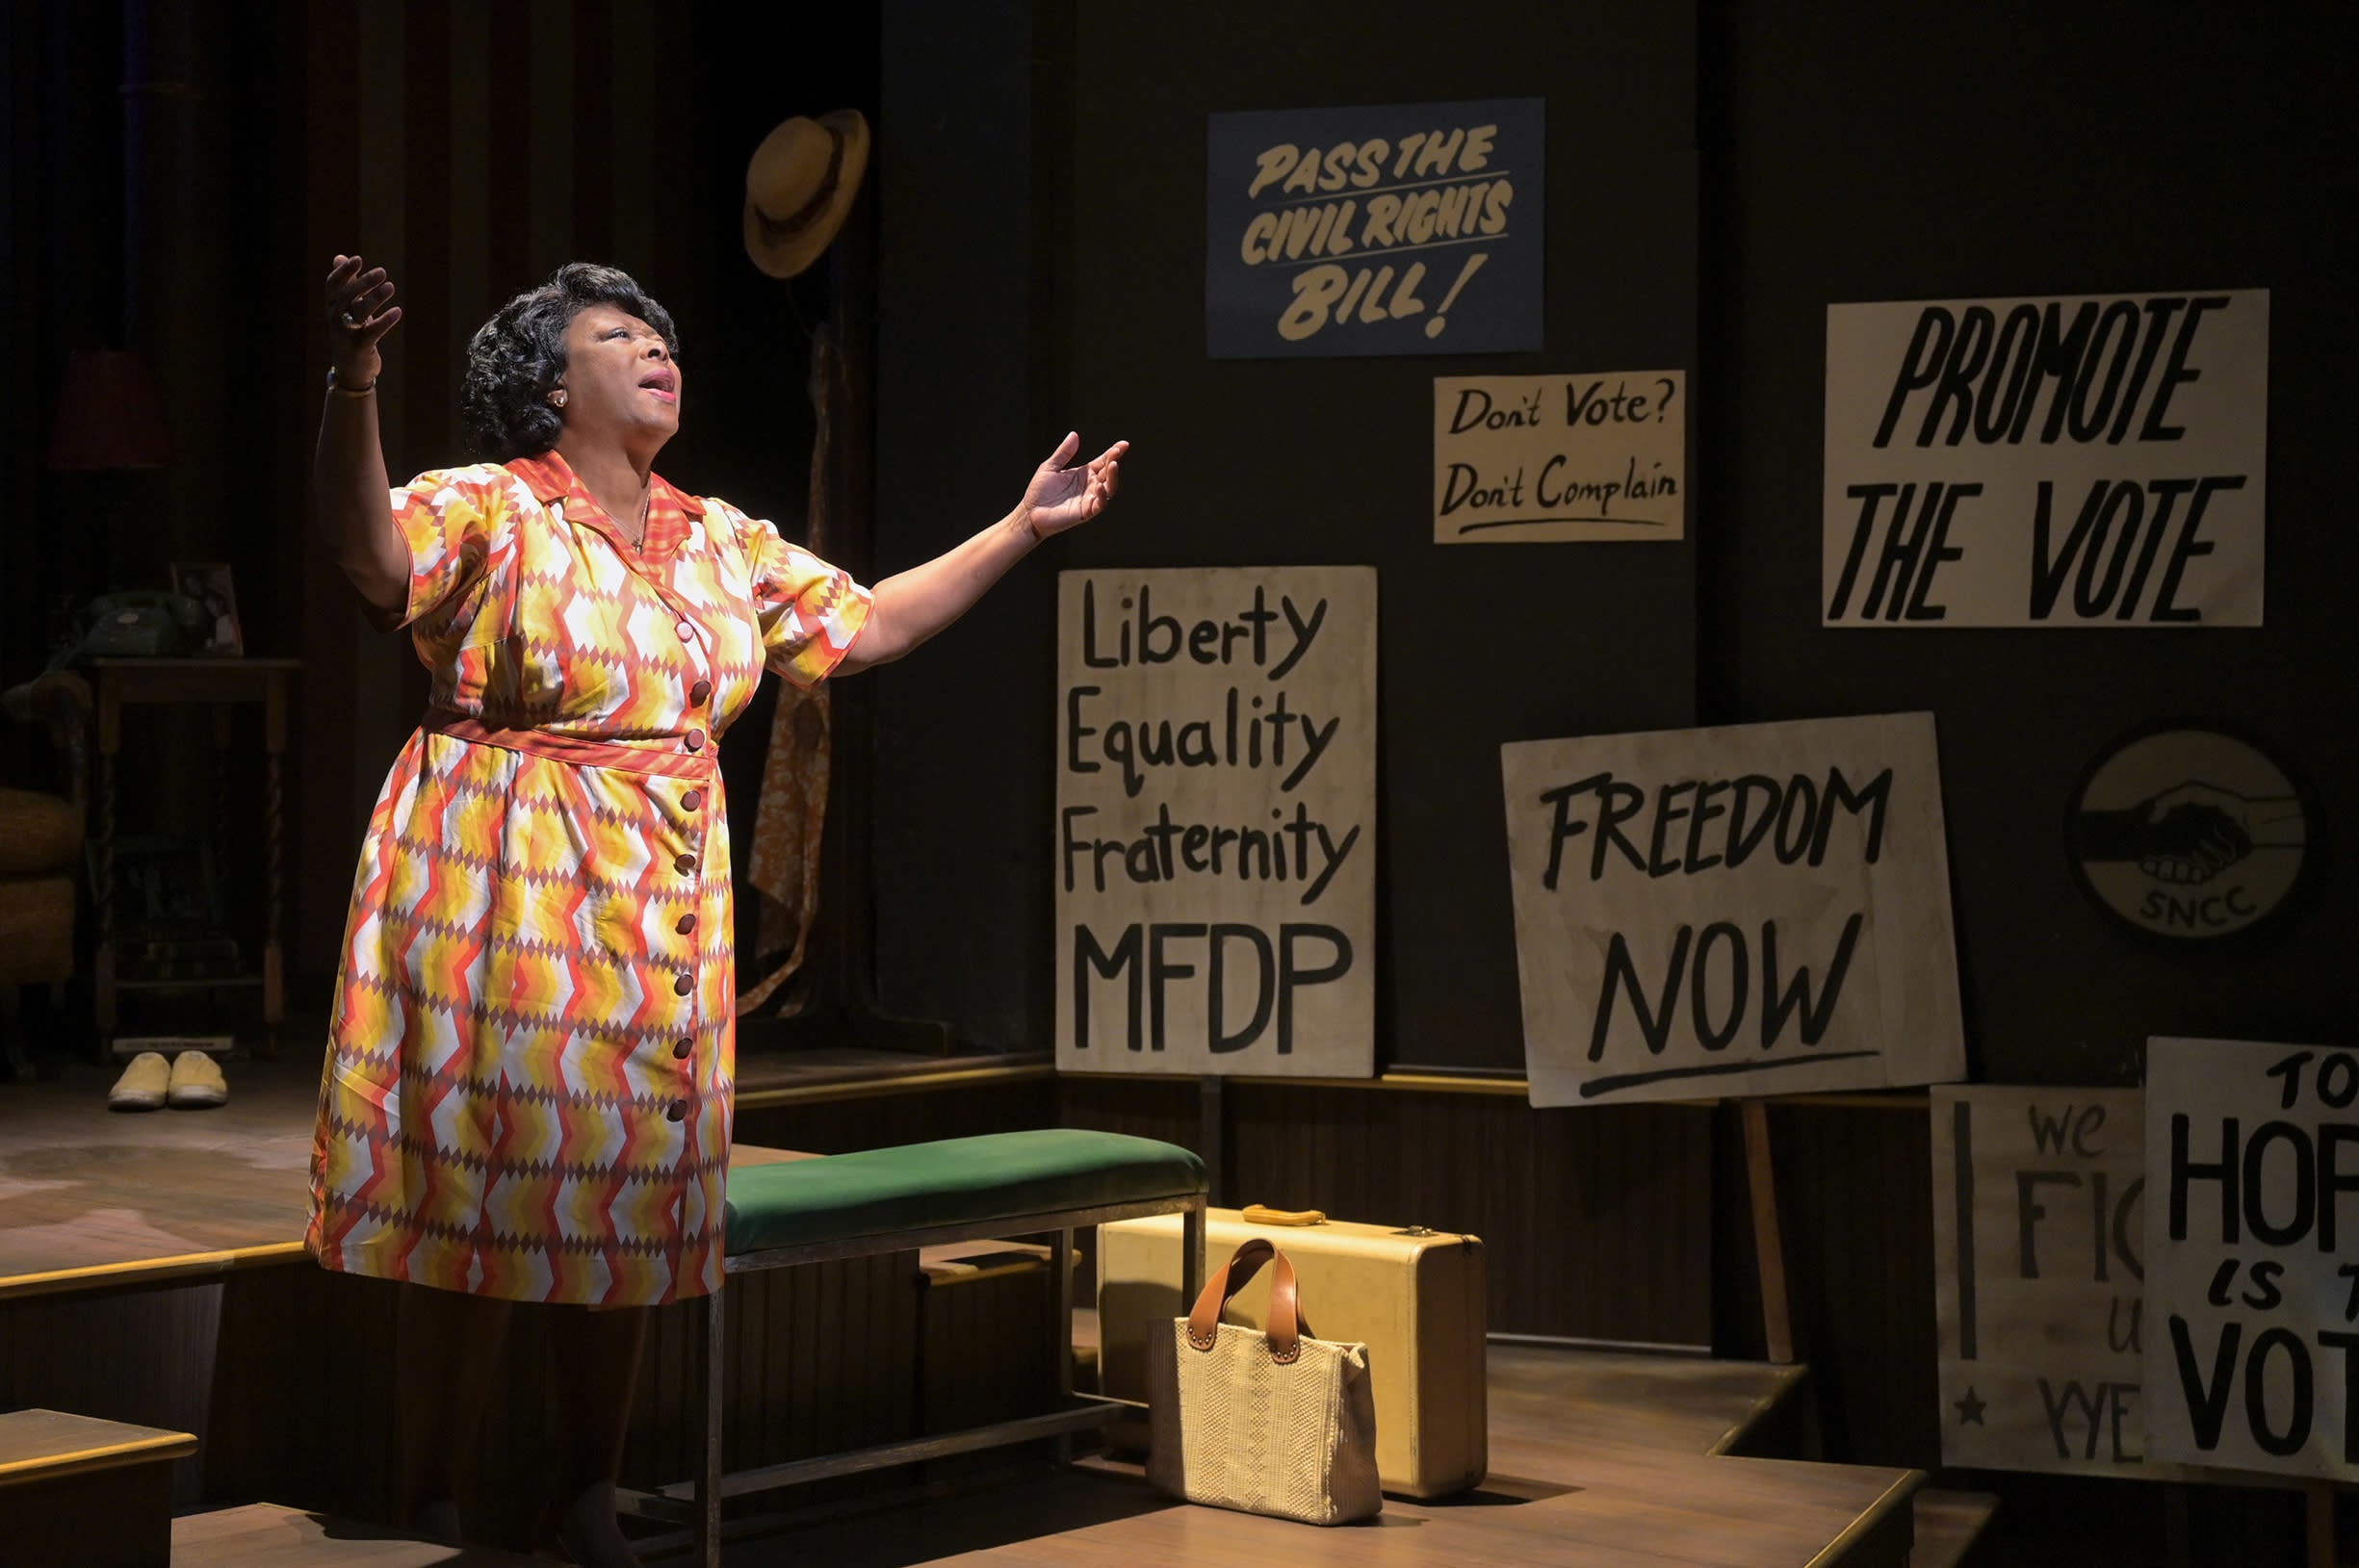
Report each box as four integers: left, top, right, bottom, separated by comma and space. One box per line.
91, 657, 299, 1056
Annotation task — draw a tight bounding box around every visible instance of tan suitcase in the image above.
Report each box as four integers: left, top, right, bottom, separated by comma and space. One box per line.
1099, 1207, 1486, 1498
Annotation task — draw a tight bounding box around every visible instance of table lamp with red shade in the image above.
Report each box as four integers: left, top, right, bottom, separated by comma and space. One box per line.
47, 348, 170, 472
41, 348, 173, 655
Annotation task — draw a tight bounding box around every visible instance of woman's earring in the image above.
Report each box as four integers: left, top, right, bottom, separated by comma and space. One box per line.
551, 389, 567, 407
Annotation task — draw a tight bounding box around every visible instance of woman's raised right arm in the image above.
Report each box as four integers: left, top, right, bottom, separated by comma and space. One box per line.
313, 254, 408, 615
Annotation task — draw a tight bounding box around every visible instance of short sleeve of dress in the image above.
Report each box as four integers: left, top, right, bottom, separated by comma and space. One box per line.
379, 465, 515, 632
730, 506, 872, 686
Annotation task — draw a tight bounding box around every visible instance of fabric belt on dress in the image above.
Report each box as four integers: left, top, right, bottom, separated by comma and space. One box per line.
422, 709, 718, 782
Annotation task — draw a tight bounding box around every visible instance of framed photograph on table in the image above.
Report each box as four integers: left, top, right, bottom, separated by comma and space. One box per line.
169, 562, 243, 655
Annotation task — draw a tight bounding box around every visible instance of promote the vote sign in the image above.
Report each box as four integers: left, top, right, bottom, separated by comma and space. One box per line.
1205, 98, 1544, 359
1823, 289, 2268, 627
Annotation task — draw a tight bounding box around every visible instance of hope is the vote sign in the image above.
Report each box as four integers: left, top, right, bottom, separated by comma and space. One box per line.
1823, 289, 2267, 628
1055, 568, 1376, 1078
1500, 712, 1963, 1108
2142, 1037, 2358, 1480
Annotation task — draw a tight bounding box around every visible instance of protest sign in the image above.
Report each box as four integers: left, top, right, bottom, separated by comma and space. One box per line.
1501, 713, 1962, 1108
2143, 1037, 2358, 1479
1823, 290, 2268, 627
1056, 568, 1376, 1077
1934, 1087, 2178, 1476
1205, 99, 1544, 359
1433, 371, 1686, 543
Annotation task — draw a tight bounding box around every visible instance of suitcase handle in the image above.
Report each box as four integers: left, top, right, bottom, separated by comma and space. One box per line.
1241, 1204, 1326, 1226
1185, 1237, 1316, 1362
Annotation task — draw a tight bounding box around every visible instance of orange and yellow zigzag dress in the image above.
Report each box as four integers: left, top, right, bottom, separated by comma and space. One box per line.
306, 449, 868, 1306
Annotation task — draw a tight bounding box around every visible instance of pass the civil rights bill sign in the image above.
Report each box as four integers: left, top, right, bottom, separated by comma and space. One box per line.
2142, 1037, 2358, 1480
1056, 568, 1376, 1078
1205, 98, 1544, 359
1823, 290, 2268, 627
1501, 713, 1963, 1108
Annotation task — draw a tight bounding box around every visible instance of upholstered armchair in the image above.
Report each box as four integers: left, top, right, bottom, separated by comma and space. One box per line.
1, 670, 91, 1072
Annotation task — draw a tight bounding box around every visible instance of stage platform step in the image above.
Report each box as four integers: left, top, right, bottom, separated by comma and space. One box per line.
699, 1337, 1914, 1567
0, 1407, 195, 1568
724, 1439, 1921, 1568
1910, 1488, 2000, 1568
173, 1503, 541, 1565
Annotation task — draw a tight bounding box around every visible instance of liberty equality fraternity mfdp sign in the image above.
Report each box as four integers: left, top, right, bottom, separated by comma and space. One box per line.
1056, 568, 1376, 1077
1501, 713, 1964, 1108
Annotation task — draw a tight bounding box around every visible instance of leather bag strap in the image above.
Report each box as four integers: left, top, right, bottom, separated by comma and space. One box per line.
1184, 1237, 1314, 1362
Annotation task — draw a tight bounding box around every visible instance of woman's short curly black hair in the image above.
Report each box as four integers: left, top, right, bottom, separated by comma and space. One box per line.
457, 262, 680, 462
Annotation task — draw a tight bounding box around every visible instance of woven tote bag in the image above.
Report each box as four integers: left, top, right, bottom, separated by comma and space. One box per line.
1146, 1236, 1382, 1525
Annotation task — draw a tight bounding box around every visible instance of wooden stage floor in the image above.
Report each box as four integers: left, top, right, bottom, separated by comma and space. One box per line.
677, 1347, 1913, 1568
0, 1054, 320, 1291
2, 1057, 1919, 1567
177, 1353, 1914, 1568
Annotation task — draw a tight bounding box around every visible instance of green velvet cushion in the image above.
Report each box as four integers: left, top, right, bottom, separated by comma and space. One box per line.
723, 1129, 1205, 1256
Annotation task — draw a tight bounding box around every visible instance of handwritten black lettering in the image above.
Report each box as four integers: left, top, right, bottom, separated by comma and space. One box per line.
1070, 919, 1352, 1055
1584, 913, 1864, 1063
1540, 767, 1892, 887
1874, 295, 2235, 451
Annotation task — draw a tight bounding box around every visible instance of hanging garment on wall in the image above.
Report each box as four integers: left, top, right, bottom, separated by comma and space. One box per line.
739, 328, 841, 1014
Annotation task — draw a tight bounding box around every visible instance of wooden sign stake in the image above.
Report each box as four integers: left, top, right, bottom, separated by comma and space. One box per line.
1741, 1097, 1795, 1366
2306, 1481, 2338, 1568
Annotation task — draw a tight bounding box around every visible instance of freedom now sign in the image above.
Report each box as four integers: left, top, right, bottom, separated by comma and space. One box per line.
1501, 713, 1964, 1108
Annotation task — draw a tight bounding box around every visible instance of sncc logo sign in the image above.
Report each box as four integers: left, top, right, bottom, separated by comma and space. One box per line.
2067, 725, 2313, 947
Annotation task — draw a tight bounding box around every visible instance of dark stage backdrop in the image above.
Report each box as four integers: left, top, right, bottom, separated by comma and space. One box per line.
287, 0, 880, 976
18, 1, 2347, 1094
871, 1, 1701, 1071
1702, 1, 2359, 1088
875, 0, 2356, 1086
297, 0, 683, 972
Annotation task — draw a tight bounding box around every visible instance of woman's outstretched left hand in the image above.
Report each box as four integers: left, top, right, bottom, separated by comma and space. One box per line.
1020, 432, 1128, 541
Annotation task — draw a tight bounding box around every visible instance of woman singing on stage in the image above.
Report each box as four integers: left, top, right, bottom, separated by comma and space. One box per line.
305, 255, 1123, 1565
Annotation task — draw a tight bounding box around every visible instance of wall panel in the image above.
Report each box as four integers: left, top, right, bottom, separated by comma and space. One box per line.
1062, 1077, 1715, 1347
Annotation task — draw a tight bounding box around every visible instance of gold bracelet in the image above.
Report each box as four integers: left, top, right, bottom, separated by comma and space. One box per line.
325, 367, 377, 397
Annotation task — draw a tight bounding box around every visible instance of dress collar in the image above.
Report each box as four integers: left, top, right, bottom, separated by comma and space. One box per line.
505, 448, 702, 558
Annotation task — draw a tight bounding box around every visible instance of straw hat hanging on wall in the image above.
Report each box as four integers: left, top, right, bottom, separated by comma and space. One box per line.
742, 109, 871, 279
738, 107, 869, 1015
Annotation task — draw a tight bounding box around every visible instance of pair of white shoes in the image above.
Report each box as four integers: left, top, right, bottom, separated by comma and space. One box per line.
108, 1050, 228, 1111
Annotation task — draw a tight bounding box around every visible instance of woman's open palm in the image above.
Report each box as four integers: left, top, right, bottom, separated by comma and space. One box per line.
1023, 432, 1128, 539
324, 254, 402, 381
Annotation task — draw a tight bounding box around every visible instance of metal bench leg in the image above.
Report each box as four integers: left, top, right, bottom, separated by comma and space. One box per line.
1050, 1227, 1075, 1463
697, 1283, 725, 1568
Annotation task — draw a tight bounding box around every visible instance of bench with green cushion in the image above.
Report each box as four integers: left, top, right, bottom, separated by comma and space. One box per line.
661, 1128, 1207, 1567
721, 1129, 1208, 1259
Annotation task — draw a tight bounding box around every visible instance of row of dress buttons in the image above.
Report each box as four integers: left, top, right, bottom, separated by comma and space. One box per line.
678, 624, 712, 750
673, 627, 710, 1068
673, 777, 702, 989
